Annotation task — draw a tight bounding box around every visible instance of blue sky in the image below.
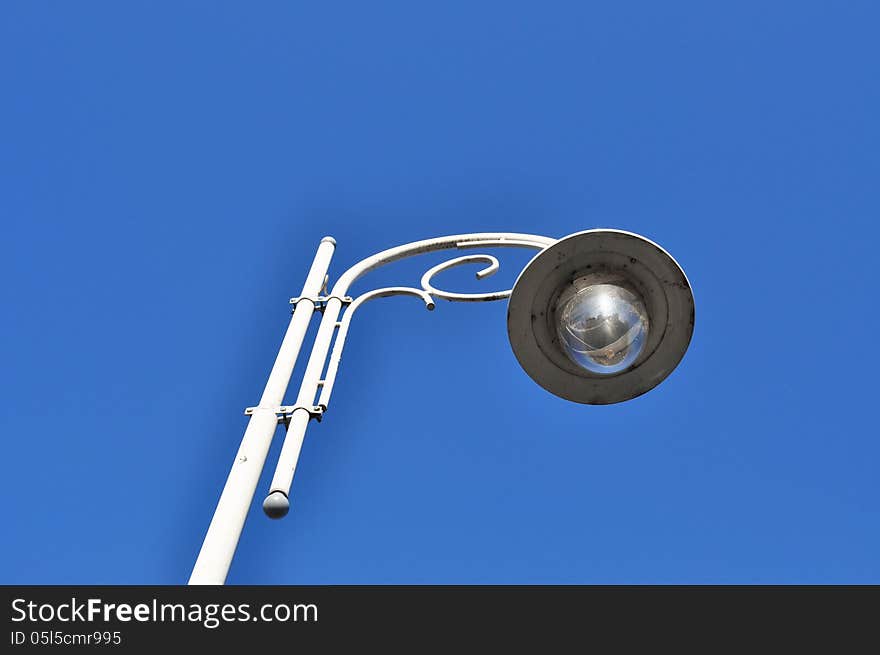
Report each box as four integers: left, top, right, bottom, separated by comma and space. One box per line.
2, 2, 878, 584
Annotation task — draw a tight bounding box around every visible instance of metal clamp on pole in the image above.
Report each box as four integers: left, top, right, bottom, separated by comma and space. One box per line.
244, 404, 324, 424
289, 295, 353, 313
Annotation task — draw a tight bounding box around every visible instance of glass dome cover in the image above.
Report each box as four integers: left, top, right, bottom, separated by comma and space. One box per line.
555, 275, 650, 375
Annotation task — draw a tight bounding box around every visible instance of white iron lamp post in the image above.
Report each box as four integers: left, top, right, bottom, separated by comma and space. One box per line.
189, 230, 694, 585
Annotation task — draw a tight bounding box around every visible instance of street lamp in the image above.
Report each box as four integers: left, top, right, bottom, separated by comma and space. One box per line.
508, 229, 694, 404
189, 230, 695, 585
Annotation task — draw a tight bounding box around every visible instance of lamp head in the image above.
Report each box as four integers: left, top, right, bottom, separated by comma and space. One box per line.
507, 229, 694, 404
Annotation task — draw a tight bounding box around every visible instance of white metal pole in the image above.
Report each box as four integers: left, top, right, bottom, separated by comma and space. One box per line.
188, 236, 336, 585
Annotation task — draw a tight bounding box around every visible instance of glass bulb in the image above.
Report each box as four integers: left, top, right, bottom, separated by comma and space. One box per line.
555, 281, 649, 375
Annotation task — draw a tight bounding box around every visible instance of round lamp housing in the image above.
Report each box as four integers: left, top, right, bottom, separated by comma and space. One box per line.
507, 229, 694, 404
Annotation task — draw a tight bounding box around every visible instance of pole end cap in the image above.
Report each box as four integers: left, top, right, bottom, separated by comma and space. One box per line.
320, 236, 337, 246
262, 491, 290, 519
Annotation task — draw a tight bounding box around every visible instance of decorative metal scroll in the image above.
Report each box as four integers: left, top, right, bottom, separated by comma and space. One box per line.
316, 234, 554, 409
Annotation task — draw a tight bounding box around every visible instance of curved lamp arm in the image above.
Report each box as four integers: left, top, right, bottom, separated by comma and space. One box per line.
329, 232, 555, 298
